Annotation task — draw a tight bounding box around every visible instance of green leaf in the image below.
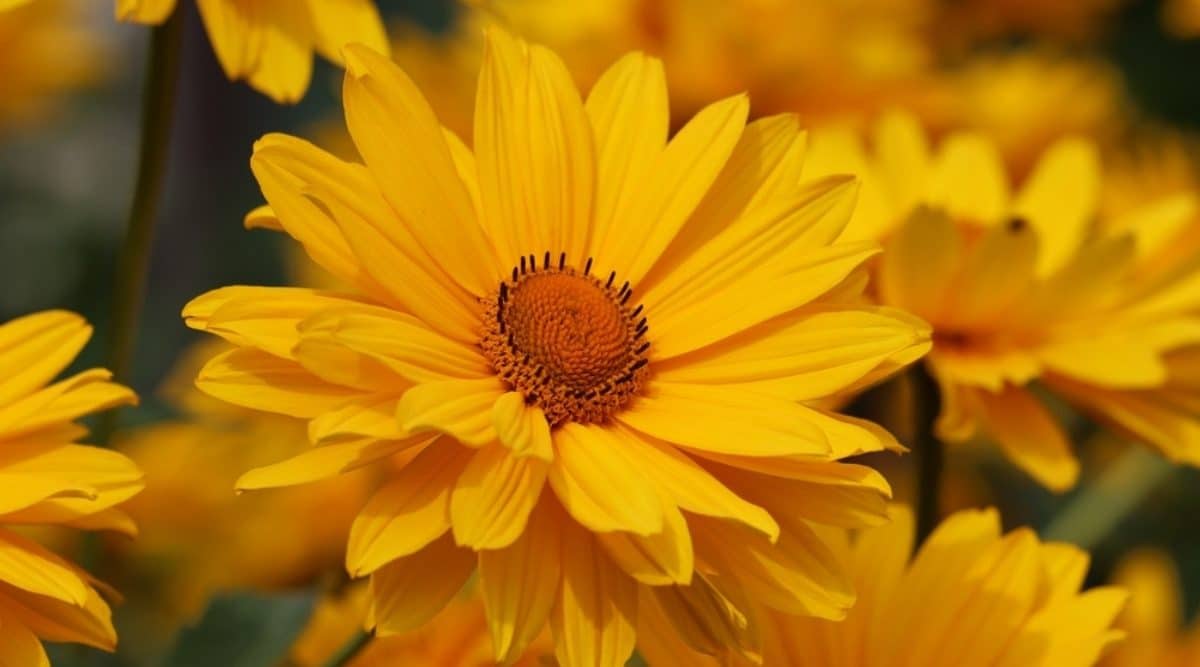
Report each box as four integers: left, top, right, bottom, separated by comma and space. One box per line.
159, 590, 317, 667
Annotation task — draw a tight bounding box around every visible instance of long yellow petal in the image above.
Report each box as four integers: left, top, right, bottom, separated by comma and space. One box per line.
304, 0, 387, 65
1012, 137, 1100, 277
549, 424, 663, 535
553, 528, 638, 667
450, 445, 547, 550
369, 534, 475, 636
0, 310, 90, 407
235, 435, 428, 490
346, 440, 471, 576
597, 497, 694, 586
492, 392, 553, 462
397, 378, 507, 447
196, 349, 358, 419
926, 132, 1010, 224
475, 27, 595, 266
977, 386, 1079, 491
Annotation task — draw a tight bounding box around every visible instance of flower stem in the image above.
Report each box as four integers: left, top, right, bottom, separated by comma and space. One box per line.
96, 11, 184, 444
1043, 447, 1175, 550
322, 630, 372, 667
911, 365, 943, 546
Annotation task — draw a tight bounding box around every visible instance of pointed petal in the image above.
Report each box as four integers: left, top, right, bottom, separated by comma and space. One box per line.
493, 392, 553, 462
370, 534, 475, 635
548, 424, 663, 535
553, 528, 638, 667
450, 445, 548, 550
480, 500, 561, 662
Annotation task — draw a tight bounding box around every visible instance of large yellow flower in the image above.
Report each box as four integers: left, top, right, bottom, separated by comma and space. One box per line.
291, 585, 552, 666
1103, 550, 1200, 666
0, 310, 144, 664
642, 506, 1127, 666
115, 0, 387, 103
0, 0, 104, 134
183, 30, 929, 665
805, 112, 1200, 490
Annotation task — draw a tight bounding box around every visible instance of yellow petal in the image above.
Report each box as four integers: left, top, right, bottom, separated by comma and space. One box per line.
492, 392, 553, 462
593, 95, 749, 285
693, 516, 853, 619
195, 0, 258, 82
475, 28, 595, 266
298, 307, 492, 382
926, 132, 1010, 224
1013, 138, 1100, 277
342, 44, 500, 296
480, 500, 561, 662
597, 498, 694, 586
0, 473, 94, 516
553, 528, 638, 667
614, 430, 777, 540
251, 133, 482, 341
346, 440, 471, 576
618, 382, 829, 457
878, 206, 962, 321
0, 370, 136, 441
236, 435, 428, 490
977, 386, 1079, 491
369, 534, 475, 635
450, 445, 548, 550
548, 424, 663, 535
0, 583, 115, 651
196, 349, 357, 419
1110, 550, 1179, 638
938, 220, 1038, 332
650, 241, 880, 359
586, 52, 668, 269
397, 378, 507, 447
997, 588, 1127, 667
716, 461, 891, 529
243, 204, 281, 231
1039, 335, 1167, 390
0, 617, 47, 667
182, 286, 361, 359
0, 310, 90, 406
241, 0, 313, 104
305, 0, 387, 65
654, 307, 927, 402
307, 393, 406, 445
644, 175, 859, 320
0, 530, 90, 605
115, 0, 176, 24
646, 575, 755, 659
872, 110, 931, 218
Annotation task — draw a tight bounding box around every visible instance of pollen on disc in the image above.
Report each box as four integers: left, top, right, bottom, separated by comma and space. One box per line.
481, 261, 649, 426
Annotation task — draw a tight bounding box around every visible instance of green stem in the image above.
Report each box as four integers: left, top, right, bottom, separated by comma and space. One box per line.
96, 12, 184, 444
1042, 447, 1175, 550
912, 365, 943, 547
321, 630, 372, 667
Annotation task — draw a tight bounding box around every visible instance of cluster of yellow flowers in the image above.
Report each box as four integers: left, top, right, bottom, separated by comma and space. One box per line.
3, 0, 1200, 666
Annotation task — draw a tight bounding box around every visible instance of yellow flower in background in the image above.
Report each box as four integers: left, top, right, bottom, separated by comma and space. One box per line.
0, 311, 144, 664
0, 0, 105, 134
184, 29, 929, 665
644, 506, 1127, 666
385, 0, 949, 139
1104, 550, 1200, 666
1164, 0, 1200, 36
115, 0, 387, 103
291, 585, 552, 666
942, 51, 1126, 176
805, 112, 1200, 490
933, 0, 1127, 46
110, 341, 375, 629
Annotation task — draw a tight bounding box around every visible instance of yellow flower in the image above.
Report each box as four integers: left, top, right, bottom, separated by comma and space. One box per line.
111, 341, 375, 625
115, 0, 387, 103
183, 30, 929, 664
291, 585, 552, 666
0, 310, 143, 664
941, 51, 1126, 176
1103, 550, 1200, 666
643, 506, 1127, 666
0, 0, 105, 134
381, 0, 948, 138
805, 112, 1200, 490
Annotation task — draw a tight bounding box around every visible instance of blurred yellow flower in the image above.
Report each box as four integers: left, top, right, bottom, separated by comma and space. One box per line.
110, 342, 376, 626
644, 506, 1127, 666
386, 0, 949, 138
184, 29, 929, 665
115, 0, 387, 103
942, 51, 1126, 175
1104, 550, 1200, 666
0, 0, 105, 134
1164, 0, 1200, 36
291, 585, 552, 666
805, 112, 1200, 490
0, 310, 144, 664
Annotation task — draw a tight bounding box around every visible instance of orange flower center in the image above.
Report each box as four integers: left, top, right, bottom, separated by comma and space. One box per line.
481, 253, 650, 426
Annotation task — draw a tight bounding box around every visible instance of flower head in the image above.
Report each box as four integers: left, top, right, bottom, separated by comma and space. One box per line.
805, 112, 1200, 490
184, 29, 929, 664
0, 310, 144, 663
116, 0, 387, 103
645, 506, 1127, 667
0, 0, 104, 133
